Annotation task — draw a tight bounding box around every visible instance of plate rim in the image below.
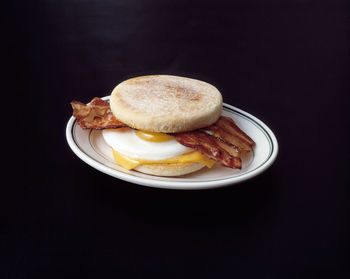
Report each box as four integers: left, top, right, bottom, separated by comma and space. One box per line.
66, 97, 278, 190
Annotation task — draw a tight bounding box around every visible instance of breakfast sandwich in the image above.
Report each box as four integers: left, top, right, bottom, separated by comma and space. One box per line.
71, 75, 255, 176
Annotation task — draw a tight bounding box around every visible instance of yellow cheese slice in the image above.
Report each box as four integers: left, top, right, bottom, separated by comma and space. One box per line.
111, 148, 216, 170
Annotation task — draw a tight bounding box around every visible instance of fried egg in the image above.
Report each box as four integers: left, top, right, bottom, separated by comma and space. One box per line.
102, 128, 215, 170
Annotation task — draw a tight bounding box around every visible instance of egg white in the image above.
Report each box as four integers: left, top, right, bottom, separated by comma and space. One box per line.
102, 128, 193, 161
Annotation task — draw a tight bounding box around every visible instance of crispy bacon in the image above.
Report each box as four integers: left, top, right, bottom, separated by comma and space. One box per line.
71, 98, 127, 129
174, 131, 242, 169
205, 116, 255, 152
216, 116, 254, 146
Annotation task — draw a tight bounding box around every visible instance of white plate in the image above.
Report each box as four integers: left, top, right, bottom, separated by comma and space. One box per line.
66, 97, 278, 190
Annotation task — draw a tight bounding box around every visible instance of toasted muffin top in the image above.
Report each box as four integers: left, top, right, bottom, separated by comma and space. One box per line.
109, 75, 223, 133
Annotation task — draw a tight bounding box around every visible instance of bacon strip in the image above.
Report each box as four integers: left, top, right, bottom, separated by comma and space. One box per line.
71, 98, 127, 129
213, 116, 255, 148
174, 131, 242, 169
205, 116, 255, 152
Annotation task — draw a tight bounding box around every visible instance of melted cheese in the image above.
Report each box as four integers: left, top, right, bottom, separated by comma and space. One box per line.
111, 148, 216, 170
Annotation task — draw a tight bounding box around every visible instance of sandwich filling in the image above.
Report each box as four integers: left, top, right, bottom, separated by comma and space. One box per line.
102, 128, 215, 170
71, 97, 255, 170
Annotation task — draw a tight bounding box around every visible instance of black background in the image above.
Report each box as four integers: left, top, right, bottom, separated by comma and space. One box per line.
2, 0, 349, 278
